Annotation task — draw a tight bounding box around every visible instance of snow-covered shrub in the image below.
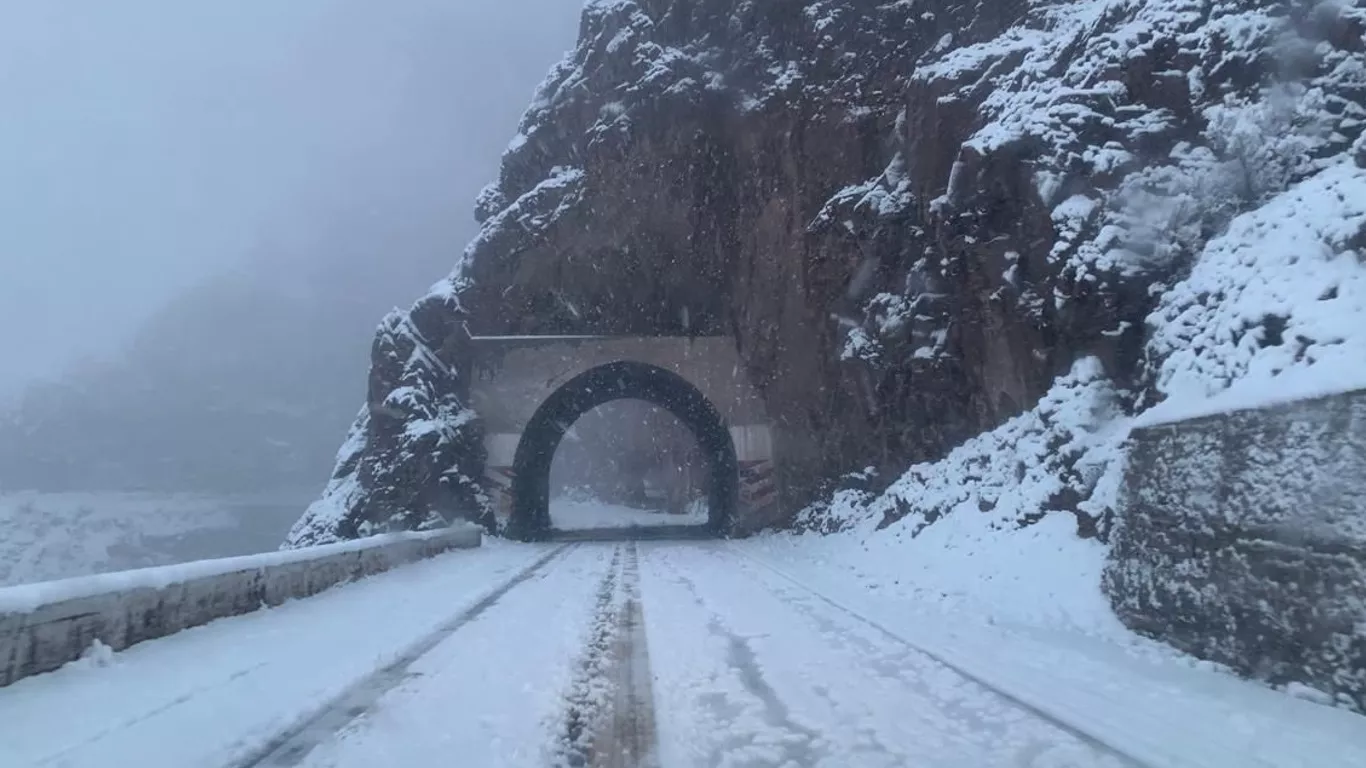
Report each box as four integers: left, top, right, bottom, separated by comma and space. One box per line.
803, 359, 1127, 540
791, 466, 879, 533
1204, 87, 1325, 204
838, 326, 880, 363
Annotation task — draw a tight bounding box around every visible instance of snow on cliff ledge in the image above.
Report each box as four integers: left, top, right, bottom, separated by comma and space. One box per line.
1143, 159, 1366, 425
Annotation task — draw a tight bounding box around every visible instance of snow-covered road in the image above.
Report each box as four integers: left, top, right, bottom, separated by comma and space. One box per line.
2, 539, 1364, 768
639, 543, 1131, 768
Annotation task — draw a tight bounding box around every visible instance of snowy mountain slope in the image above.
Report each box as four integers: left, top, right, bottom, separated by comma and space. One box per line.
283, 3, 1366, 720
799, 0, 1366, 532
0, 270, 378, 494
292, 0, 1366, 547
286, 0, 1036, 543
287, 3, 1366, 704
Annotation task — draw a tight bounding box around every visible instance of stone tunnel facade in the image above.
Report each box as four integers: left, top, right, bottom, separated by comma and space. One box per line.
465, 335, 781, 535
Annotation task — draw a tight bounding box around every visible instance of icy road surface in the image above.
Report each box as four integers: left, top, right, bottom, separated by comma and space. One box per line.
2, 540, 1364, 768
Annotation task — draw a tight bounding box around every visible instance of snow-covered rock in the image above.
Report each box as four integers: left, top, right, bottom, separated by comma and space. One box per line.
795, 358, 1127, 541
796, 0, 1366, 543
284, 292, 491, 547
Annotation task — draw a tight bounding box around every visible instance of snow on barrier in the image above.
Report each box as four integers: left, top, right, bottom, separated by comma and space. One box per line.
1104, 387, 1366, 712
0, 524, 481, 687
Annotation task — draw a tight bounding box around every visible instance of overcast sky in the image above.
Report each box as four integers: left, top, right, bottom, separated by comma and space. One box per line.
0, 0, 582, 402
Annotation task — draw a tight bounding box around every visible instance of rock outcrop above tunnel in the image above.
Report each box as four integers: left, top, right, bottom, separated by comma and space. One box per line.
288, 0, 1366, 546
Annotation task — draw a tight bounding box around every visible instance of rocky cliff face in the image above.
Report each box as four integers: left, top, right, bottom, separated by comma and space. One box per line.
455, 0, 1052, 509
286, 0, 1366, 546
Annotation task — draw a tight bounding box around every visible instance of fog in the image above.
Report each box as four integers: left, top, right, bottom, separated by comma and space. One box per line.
0, 0, 583, 500
0, 0, 582, 402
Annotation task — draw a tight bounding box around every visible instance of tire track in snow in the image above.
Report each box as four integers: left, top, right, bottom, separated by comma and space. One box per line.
33, 660, 270, 767
647, 548, 833, 768
553, 541, 660, 768
603, 541, 659, 768
726, 544, 1151, 768
555, 544, 623, 767
725, 555, 1111, 765
712, 618, 829, 766
231, 543, 575, 768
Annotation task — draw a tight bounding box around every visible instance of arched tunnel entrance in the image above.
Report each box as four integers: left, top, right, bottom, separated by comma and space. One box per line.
507, 361, 739, 541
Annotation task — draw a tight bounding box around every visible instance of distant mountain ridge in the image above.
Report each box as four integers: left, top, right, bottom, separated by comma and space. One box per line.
0, 237, 459, 493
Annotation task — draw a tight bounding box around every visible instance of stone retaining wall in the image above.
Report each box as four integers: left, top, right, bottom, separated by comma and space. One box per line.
1104, 389, 1366, 711
0, 525, 480, 687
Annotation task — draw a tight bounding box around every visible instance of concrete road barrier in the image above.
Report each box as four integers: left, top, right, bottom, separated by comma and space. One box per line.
0, 524, 480, 687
